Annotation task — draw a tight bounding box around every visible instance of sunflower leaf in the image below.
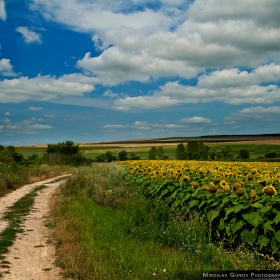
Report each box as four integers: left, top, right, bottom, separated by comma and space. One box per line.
241, 229, 258, 246
242, 212, 263, 227
258, 235, 270, 250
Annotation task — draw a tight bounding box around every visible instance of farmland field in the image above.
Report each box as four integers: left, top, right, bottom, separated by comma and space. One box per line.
119, 160, 280, 258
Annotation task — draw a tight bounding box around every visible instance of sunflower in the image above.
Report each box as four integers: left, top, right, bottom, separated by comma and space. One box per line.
250, 190, 257, 201
191, 181, 199, 190
207, 183, 217, 193
170, 173, 177, 180
262, 186, 277, 196
181, 175, 191, 182
235, 189, 246, 196
220, 180, 227, 188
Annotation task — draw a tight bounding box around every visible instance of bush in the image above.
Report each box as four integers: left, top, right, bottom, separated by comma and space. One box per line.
238, 149, 250, 159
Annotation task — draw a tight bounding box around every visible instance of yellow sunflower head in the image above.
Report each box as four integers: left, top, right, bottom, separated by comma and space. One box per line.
207, 183, 217, 193
250, 190, 257, 200
182, 175, 191, 182
220, 180, 227, 187
235, 189, 246, 196
191, 181, 199, 190
262, 186, 277, 196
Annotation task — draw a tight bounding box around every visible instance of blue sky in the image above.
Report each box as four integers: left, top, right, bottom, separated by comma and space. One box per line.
1, 0, 280, 145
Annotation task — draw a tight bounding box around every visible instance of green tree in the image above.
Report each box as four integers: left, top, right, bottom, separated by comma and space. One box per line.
239, 149, 250, 159
176, 143, 186, 160
186, 141, 209, 160
6, 145, 16, 154
128, 152, 140, 160
220, 146, 234, 160
148, 147, 157, 160
46, 140, 79, 155
118, 150, 128, 161
0, 145, 4, 151
156, 147, 164, 159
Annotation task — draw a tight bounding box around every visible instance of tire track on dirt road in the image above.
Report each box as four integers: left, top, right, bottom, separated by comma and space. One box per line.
0, 174, 71, 279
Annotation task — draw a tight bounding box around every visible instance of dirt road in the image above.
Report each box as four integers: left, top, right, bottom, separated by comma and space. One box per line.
0, 175, 71, 279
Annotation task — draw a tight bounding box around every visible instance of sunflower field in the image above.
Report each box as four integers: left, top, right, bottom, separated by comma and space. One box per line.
118, 160, 280, 258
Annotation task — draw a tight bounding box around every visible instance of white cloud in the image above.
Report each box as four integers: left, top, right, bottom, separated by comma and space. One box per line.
28, 0, 280, 86
28, 106, 43, 111
15, 26, 42, 44
103, 117, 215, 134
113, 96, 178, 111
223, 106, 280, 125
0, 59, 17, 76
0, 0, 6, 21
29, 1, 172, 37
103, 124, 127, 129
180, 116, 214, 125
103, 89, 118, 98
4, 112, 10, 116
0, 73, 96, 103
1, 117, 53, 135
112, 63, 280, 111
188, 0, 280, 28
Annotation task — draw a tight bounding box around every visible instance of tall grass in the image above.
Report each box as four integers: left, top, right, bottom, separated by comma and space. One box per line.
0, 163, 71, 197
52, 163, 279, 279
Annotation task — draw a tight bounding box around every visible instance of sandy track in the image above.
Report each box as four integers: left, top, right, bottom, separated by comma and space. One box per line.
0, 175, 71, 279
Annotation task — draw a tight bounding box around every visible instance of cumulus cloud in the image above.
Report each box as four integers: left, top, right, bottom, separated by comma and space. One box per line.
1, 117, 52, 135
15, 26, 42, 44
4, 112, 10, 116
0, 0, 7, 21
26, 0, 280, 88
103, 89, 118, 98
112, 63, 280, 110
223, 106, 280, 125
0, 59, 17, 76
0, 73, 97, 103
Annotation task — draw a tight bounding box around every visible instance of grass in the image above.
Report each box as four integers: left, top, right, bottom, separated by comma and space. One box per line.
0, 163, 72, 198
52, 164, 279, 280
0, 184, 47, 277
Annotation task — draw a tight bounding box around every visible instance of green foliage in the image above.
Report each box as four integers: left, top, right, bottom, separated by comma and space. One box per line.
46, 140, 79, 155
118, 150, 128, 161
186, 141, 209, 160
148, 147, 157, 160
95, 151, 117, 162
44, 140, 91, 166
128, 152, 141, 160
239, 149, 250, 159
6, 146, 16, 154
175, 143, 186, 160
265, 152, 280, 159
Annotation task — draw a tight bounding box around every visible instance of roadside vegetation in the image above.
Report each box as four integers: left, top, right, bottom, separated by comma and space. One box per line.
52, 163, 279, 279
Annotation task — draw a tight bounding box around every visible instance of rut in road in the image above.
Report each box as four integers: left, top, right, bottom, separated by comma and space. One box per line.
0, 175, 71, 280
